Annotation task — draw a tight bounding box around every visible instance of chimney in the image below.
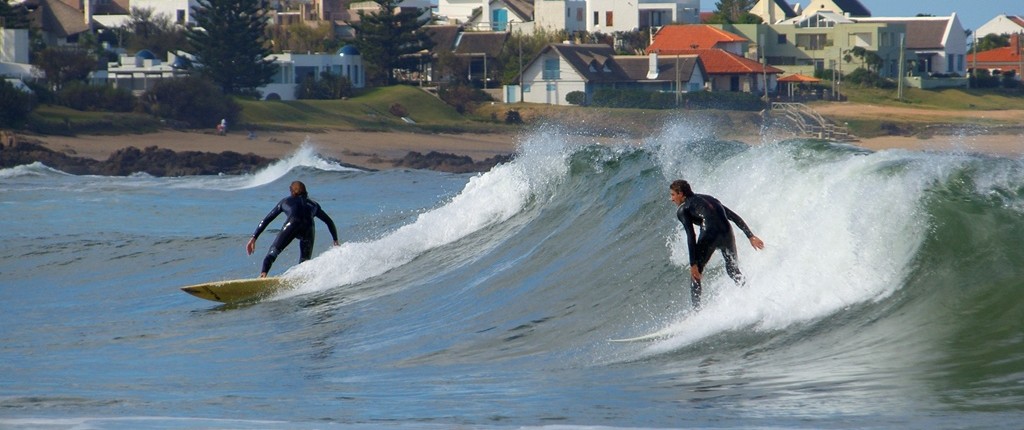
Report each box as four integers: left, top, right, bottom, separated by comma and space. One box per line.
647, 52, 659, 79
1014, 33, 1022, 57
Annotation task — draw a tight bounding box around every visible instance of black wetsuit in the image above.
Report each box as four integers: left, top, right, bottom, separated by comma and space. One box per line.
252, 194, 339, 274
676, 193, 755, 308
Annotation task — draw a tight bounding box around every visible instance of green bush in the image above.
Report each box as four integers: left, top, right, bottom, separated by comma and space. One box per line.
505, 109, 523, 124
437, 84, 492, 113
0, 80, 36, 128
969, 69, 1001, 89
57, 82, 136, 112
295, 71, 354, 100
566, 91, 586, 106
142, 76, 240, 129
844, 68, 896, 89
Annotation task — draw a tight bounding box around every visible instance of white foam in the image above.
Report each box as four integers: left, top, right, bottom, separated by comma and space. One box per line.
644, 135, 951, 354
277, 130, 573, 300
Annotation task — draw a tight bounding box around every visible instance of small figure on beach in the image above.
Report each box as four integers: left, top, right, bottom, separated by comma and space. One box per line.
217, 118, 227, 136
670, 179, 764, 309
246, 181, 340, 277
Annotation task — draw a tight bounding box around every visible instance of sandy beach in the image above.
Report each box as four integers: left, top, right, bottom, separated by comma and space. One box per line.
33, 129, 519, 171
24, 105, 1024, 170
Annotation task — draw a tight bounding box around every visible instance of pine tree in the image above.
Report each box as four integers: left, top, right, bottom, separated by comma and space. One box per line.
186, 0, 277, 95
710, 0, 762, 24
350, 0, 433, 85
0, 0, 30, 29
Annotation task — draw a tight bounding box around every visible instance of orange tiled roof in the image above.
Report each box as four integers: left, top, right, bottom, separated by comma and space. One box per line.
968, 46, 1022, 63
647, 24, 749, 52
655, 48, 783, 75
779, 73, 821, 83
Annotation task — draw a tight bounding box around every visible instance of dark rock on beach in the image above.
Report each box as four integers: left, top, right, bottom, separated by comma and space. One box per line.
0, 139, 274, 176
1, 135, 511, 176
392, 151, 513, 173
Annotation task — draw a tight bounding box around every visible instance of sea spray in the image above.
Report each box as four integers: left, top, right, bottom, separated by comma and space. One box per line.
278, 130, 575, 299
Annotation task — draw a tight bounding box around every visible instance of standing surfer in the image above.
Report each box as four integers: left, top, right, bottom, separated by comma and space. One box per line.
247, 181, 339, 277
670, 179, 764, 309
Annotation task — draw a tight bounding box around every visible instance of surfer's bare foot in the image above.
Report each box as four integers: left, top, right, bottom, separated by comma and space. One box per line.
259, 272, 268, 278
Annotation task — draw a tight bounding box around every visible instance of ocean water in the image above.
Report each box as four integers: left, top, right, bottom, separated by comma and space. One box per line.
2, 123, 1024, 429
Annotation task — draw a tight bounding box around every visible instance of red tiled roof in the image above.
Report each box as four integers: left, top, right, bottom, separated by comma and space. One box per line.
779, 73, 821, 83
1010, 16, 1024, 28
968, 46, 1022, 63
650, 48, 782, 75
647, 24, 749, 52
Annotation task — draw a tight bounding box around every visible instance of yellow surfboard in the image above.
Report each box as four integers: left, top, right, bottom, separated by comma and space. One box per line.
181, 277, 293, 304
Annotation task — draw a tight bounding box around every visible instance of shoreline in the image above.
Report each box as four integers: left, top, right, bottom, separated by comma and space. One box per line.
30, 126, 1024, 168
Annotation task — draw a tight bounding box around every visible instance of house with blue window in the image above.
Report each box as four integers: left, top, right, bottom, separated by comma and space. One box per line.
257, 45, 365, 100
507, 42, 707, 105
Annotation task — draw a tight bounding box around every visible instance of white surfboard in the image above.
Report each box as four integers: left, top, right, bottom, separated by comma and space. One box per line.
181, 277, 293, 304
609, 327, 676, 343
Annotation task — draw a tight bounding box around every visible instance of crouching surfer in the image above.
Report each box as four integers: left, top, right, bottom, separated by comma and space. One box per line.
669, 180, 764, 309
246, 181, 339, 277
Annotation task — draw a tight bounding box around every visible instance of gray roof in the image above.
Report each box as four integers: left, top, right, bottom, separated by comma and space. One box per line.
533, 43, 704, 84
501, 0, 534, 22
859, 18, 951, 50
454, 32, 509, 57
425, 25, 461, 52
26, 0, 89, 38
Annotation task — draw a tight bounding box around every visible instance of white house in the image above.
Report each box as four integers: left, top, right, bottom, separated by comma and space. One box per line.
855, 14, 968, 77
748, 0, 798, 24
463, 0, 533, 32
435, 0, 486, 25
129, 0, 199, 26
100, 49, 191, 92
975, 14, 1024, 38
508, 42, 707, 105
551, 0, 701, 33
797, 0, 872, 18
445, 0, 700, 34
258, 45, 366, 100
1, 28, 38, 79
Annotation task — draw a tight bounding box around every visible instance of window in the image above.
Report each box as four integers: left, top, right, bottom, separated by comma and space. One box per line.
543, 59, 560, 80
177, 9, 186, 24
777, 34, 787, 44
606, 11, 613, 27
796, 34, 828, 50
577, 8, 583, 22
593, 11, 599, 26
850, 33, 872, 47
798, 14, 835, 28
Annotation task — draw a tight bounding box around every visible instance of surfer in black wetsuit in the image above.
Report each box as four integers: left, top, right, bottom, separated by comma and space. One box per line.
246, 181, 339, 277
670, 179, 764, 309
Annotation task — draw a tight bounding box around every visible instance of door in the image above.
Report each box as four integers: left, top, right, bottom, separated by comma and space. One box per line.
492, 9, 508, 31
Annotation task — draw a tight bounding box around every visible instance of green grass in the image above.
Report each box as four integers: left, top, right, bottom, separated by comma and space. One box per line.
828, 85, 1024, 110
29, 105, 163, 135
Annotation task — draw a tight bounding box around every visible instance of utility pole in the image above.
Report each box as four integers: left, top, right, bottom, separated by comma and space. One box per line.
897, 34, 905, 101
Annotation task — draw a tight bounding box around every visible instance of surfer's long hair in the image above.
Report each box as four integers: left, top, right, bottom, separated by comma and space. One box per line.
290, 181, 309, 198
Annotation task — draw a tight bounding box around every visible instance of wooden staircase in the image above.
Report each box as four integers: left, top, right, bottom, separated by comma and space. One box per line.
769, 102, 856, 142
